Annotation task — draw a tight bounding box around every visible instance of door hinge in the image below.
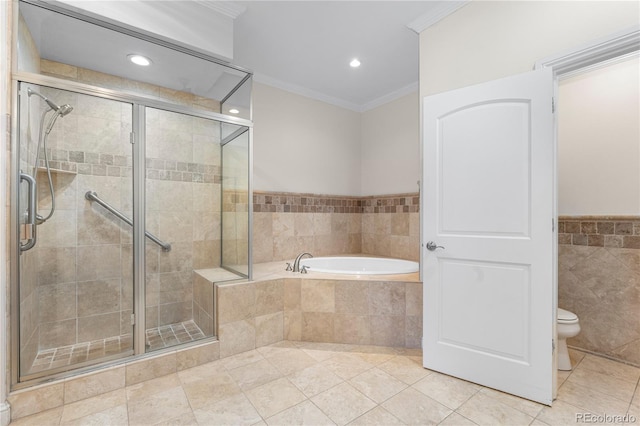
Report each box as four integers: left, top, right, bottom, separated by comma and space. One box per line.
552, 339, 556, 353
552, 218, 555, 232
130, 314, 135, 325
130, 132, 135, 144
551, 97, 555, 114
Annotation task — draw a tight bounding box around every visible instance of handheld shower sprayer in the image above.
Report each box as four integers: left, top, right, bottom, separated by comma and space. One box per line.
26, 87, 74, 225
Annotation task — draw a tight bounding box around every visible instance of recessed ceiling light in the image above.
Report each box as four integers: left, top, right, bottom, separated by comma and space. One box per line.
128, 54, 152, 66
350, 58, 361, 68
229, 108, 240, 114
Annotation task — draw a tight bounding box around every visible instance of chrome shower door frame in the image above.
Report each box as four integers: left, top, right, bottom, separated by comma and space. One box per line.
10, 72, 253, 388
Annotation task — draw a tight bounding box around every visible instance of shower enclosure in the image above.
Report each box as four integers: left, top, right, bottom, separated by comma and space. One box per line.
11, 1, 252, 386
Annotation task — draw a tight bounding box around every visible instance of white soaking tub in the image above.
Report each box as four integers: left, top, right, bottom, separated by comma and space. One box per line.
300, 256, 418, 275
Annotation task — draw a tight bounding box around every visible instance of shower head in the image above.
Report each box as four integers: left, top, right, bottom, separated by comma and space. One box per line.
44, 103, 73, 135
57, 104, 73, 117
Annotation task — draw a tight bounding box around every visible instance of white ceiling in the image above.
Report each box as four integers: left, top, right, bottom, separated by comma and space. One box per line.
232, 1, 447, 111
22, 1, 461, 112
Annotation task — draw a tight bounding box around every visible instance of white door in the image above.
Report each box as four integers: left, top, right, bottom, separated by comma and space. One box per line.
422, 68, 554, 405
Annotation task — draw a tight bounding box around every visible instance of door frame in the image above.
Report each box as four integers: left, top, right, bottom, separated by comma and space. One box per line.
533, 24, 639, 399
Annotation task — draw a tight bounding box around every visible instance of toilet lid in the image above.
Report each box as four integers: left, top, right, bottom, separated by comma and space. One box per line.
558, 308, 578, 322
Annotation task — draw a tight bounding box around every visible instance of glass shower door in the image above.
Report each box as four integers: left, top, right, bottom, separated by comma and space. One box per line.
143, 107, 220, 351
17, 83, 135, 379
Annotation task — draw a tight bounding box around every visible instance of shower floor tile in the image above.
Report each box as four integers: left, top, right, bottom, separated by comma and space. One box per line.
146, 320, 206, 351
28, 320, 206, 373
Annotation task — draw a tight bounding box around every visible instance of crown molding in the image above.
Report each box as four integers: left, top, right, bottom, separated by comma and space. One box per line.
193, 1, 247, 19
255, 73, 419, 113
406, 0, 470, 34
253, 73, 363, 112
361, 81, 419, 112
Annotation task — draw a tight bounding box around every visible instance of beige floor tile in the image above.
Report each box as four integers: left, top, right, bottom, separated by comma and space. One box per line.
127, 386, 192, 425
412, 372, 480, 410
530, 419, 550, 426
155, 411, 198, 425
377, 356, 431, 385
438, 412, 478, 425
348, 367, 408, 403
193, 393, 262, 426
227, 358, 283, 391
557, 369, 571, 387
181, 369, 242, 409
536, 399, 596, 425
478, 388, 544, 418
126, 373, 182, 402
348, 345, 398, 355
256, 343, 295, 358
265, 400, 335, 426
567, 348, 586, 367
7, 407, 63, 426
244, 377, 307, 419
256, 340, 300, 357
349, 351, 396, 365
632, 387, 640, 406
557, 380, 630, 415
312, 382, 377, 426
456, 392, 534, 426
382, 387, 451, 425
566, 366, 637, 403
321, 353, 375, 380
348, 406, 405, 425
220, 349, 265, 370
302, 348, 341, 362
288, 363, 345, 397
576, 354, 640, 384
176, 359, 226, 384
266, 348, 318, 375
61, 404, 128, 426
60, 389, 126, 423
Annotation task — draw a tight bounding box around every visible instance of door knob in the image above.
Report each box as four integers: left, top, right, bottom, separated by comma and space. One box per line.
426, 241, 445, 251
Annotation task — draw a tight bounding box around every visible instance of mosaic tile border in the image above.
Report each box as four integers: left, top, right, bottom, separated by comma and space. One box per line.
253, 191, 419, 213
35, 148, 220, 183
558, 216, 640, 249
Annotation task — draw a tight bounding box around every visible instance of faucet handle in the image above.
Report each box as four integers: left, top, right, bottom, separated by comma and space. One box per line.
285, 262, 293, 272
300, 265, 309, 274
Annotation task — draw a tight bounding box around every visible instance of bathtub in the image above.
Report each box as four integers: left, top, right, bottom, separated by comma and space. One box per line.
300, 256, 418, 275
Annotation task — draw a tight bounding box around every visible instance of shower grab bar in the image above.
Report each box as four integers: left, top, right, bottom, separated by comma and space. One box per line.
20, 172, 37, 252
84, 191, 172, 252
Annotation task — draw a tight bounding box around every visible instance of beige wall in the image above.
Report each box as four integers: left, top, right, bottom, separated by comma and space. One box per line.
360, 91, 420, 196
558, 56, 640, 216
253, 83, 421, 197
419, 1, 640, 97
252, 83, 362, 196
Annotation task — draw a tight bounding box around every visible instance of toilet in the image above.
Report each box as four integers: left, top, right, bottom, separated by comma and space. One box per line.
557, 308, 580, 371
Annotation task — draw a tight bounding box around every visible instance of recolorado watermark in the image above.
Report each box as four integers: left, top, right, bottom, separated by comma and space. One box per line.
576, 413, 637, 424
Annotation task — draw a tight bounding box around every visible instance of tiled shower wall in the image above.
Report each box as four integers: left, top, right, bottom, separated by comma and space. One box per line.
253, 191, 420, 264
558, 217, 640, 366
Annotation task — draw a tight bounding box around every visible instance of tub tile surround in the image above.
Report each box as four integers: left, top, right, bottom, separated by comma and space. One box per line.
9, 344, 640, 426
558, 216, 640, 366
215, 263, 422, 359
253, 191, 420, 264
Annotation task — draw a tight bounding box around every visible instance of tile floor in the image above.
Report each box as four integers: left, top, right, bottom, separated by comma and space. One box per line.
12, 341, 640, 425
